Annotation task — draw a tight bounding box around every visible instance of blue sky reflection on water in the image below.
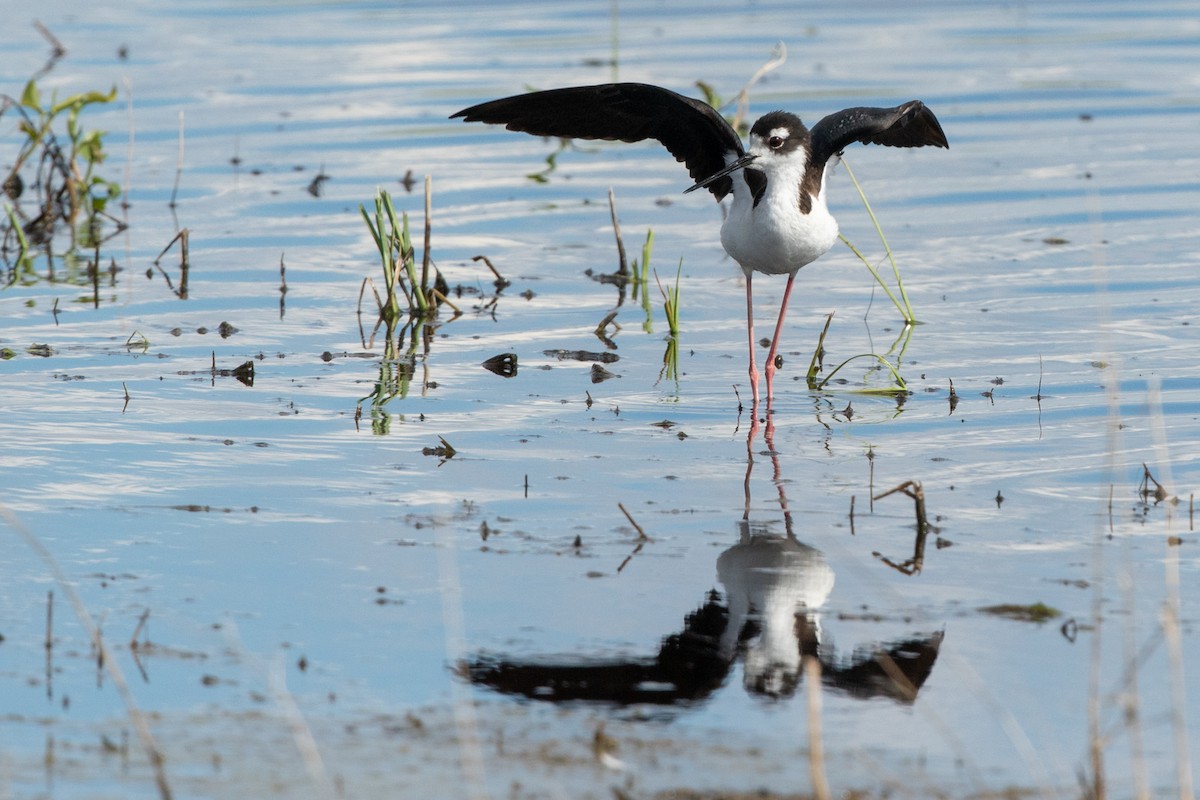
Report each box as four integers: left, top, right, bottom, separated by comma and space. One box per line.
1, 1, 1199, 797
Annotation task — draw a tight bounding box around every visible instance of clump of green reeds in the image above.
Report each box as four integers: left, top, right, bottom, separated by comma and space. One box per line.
805, 312, 908, 395
655, 258, 683, 382
633, 229, 655, 331
655, 258, 683, 340
360, 188, 430, 322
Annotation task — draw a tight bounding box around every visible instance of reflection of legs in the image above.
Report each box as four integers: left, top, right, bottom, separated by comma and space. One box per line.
763, 271, 797, 408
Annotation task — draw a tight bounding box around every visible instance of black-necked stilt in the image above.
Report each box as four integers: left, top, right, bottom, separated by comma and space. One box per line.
452, 83, 948, 409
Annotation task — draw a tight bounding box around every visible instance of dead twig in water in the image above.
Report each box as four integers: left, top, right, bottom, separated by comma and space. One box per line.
279, 252, 287, 318
169, 111, 184, 209
872, 480, 931, 575
129, 608, 150, 649
471, 254, 509, 289
44, 590, 53, 699
1137, 463, 1168, 505
153, 228, 189, 299
616, 503, 650, 573
618, 502, 647, 540
608, 187, 628, 278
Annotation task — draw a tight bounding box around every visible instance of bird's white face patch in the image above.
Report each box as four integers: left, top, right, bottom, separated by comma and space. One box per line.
750, 125, 801, 159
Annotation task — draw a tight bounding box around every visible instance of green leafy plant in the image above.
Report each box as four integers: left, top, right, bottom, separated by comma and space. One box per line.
1, 77, 123, 282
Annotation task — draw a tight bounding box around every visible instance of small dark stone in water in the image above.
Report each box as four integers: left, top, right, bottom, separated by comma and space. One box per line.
218, 321, 238, 338
196, 327, 208, 335
321, 351, 333, 362
482, 352, 518, 378
590, 367, 619, 383
307, 171, 329, 197
2, 172, 22, 199
232, 360, 255, 386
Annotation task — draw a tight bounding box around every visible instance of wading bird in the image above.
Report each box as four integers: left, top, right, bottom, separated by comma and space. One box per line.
452, 83, 948, 410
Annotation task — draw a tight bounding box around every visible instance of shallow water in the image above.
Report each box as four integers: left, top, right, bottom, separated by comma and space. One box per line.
2, 1, 1198, 798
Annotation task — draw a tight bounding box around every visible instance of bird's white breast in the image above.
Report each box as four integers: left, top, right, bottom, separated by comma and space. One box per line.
719, 155, 839, 277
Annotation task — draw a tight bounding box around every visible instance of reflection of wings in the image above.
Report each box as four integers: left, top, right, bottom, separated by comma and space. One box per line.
465, 593, 732, 705
822, 631, 944, 703
463, 589, 943, 706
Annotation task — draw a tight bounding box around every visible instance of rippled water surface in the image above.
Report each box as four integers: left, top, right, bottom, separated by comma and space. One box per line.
2, 1, 1198, 798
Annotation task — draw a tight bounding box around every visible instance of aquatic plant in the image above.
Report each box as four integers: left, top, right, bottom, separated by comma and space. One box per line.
805, 312, 908, 395
360, 188, 428, 322
655, 258, 683, 383
838, 156, 916, 325
1, 76, 124, 285
656, 258, 683, 340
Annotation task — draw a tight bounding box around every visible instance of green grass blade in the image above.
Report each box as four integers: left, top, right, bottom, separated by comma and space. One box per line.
840, 156, 915, 324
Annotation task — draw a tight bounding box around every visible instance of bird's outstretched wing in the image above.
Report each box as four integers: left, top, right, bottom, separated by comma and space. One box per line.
452, 83, 743, 200
809, 100, 949, 174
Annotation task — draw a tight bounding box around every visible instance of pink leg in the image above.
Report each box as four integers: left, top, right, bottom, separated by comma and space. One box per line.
745, 273, 760, 408
762, 271, 798, 407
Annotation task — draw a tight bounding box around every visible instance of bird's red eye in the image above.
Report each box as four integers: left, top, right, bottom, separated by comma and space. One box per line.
768, 136, 785, 149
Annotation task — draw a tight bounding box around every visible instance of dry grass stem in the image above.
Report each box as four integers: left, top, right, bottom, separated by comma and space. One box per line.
804, 655, 832, 800
1, 505, 173, 799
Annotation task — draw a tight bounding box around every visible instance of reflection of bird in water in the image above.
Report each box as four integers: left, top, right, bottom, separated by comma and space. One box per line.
464, 412, 941, 706
452, 83, 948, 411
465, 526, 940, 706
718, 521, 835, 698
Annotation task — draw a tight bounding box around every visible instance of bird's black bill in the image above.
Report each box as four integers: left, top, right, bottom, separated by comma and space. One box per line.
683, 154, 758, 194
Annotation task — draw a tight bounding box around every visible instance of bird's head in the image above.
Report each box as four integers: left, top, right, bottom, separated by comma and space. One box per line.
747, 111, 810, 171
684, 110, 811, 194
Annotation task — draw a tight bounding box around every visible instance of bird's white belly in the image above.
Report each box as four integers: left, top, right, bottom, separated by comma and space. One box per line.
719, 178, 839, 276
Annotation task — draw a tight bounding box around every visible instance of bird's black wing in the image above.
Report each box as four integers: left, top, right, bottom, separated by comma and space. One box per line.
808, 100, 949, 174
452, 83, 743, 201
